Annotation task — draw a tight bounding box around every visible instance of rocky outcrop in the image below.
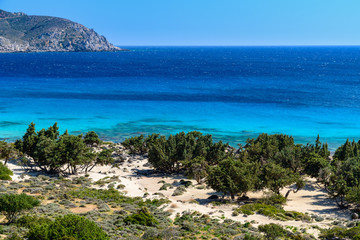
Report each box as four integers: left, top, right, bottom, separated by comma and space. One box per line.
0, 9, 121, 52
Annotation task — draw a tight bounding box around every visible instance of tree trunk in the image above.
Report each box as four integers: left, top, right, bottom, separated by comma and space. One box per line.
285, 190, 292, 199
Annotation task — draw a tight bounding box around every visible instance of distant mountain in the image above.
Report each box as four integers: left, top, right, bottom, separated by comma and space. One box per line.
0, 9, 121, 52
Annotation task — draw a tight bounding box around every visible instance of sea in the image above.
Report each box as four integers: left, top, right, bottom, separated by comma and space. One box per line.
1, 46, 360, 150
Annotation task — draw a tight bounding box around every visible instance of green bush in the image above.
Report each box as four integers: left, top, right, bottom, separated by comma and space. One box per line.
84, 131, 101, 146
320, 226, 360, 240
122, 135, 146, 154
0, 162, 13, 180
5, 233, 23, 240
236, 203, 310, 221
27, 214, 109, 240
16, 215, 52, 228
124, 207, 159, 226
0, 193, 40, 223
258, 223, 287, 239
257, 193, 287, 205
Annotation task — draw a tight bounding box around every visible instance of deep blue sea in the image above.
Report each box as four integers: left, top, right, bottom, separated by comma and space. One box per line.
1, 46, 360, 150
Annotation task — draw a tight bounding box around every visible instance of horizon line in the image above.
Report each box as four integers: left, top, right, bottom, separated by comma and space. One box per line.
117, 44, 360, 47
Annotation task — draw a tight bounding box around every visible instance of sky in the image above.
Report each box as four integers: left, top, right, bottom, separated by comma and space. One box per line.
1, 0, 360, 46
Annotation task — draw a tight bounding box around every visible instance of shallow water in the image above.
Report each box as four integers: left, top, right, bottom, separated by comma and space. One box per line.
1, 46, 360, 150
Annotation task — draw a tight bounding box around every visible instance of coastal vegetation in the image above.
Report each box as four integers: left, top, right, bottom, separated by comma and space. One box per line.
1, 122, 360, 239
14, 122, 112, 174
124, 132, 329, 201
0, 193, 40, 223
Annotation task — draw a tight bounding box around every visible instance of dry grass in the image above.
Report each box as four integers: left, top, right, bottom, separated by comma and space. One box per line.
70, 204, 97, 214
170, 203, 178, 208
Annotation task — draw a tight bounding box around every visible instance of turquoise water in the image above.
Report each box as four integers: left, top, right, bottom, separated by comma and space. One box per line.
1, 47, 360, 150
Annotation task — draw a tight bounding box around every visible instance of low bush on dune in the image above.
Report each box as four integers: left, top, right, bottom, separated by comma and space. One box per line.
67, 188, 139, 204
320, 225, 360, 240
16, 215, 52, 228
256, 193, 287, 206
235, 203, 311, 221
124, 207, 159, 226
258, 223, 287, 240
27, 214, 109, 240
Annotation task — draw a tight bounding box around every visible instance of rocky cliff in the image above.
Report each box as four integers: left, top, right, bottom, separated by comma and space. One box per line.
0, 9, 121, 52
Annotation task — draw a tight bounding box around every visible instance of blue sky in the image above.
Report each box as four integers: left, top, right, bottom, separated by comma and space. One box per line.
1, 0, 360, 46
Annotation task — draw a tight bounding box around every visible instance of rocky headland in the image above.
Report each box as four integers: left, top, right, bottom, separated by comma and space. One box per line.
0, 9, 121, 52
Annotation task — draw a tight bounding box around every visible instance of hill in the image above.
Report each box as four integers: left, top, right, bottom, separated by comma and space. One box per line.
0, 9, 121, 52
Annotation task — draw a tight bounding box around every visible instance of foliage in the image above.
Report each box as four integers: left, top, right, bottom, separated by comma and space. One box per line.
0, 162, 13, 180
16, 215, 52, 228
302, 152, 330, 178
258, 223, 287, 240
173, 211, 249, 238
0, 193, 40, 223
124, 207, 159, 226
206, 158, 255, 200
334, 139, 360, 162
5, 233, 23, 240
183, 156, 208, 184
260, 162, 301, 195
330, 158, 360, 207
122, 135, 146, 154
236, 203, 311, 221
320, 225, 360, 240
27, 214, 109, 240
15, 123, 107, 174
322, 139, 360, 208
256, 193, 287, 205
243, 133, 296, 163
84, 131, 102, 146
122, 133, 160, 154
0, 141, 17, 164
148, 131, 229, 173
56, 134, 93, 174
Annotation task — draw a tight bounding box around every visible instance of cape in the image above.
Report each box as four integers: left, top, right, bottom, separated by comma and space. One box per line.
0, 9, 121, 52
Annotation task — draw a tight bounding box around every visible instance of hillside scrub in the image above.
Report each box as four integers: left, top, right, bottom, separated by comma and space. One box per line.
27, 214, 109, 240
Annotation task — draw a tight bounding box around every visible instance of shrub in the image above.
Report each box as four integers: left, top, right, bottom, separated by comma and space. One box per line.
5, 233, 23, 240
258, 223, 287, 240
320, 226, 360, 239
236, 203, 310, 221
122, 135, 146, 154
257, 193, 287, 205
16, 215, 52, 228
84, 131, 101, 146
159, 183, 172, 191
124, 207, 158, 226
172, 185, 187, 196
67, 188, 141, 204
0, 193, 40, 223
27, 214, 109, 240
0, 162, 13, 180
